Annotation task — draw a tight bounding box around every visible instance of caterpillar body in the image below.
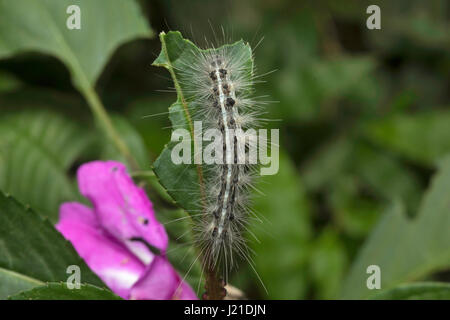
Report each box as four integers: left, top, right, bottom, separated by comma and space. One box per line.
197, 51, 254, 273
154, 31, 266, 289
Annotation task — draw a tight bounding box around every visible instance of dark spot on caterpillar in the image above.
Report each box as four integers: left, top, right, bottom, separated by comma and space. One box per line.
230, 195, 236, 207
229, 118, 235, 127
212, 100, 219, 109
212, 227, 218, 238
209, 71, 217, 81
231, 183, 237, 199
222, 84, 228, 90
233, 136, 238, 163
213, 86, 219, 96
233, 173, 239, 184
229, 213, 235, 221
226, 97, 235, 107
219, 68, 227, 78
211, 57, 222, 67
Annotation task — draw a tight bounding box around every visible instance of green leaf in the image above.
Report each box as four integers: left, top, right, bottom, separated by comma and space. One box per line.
351, 144, 422, 211
0, 191, 104, 299
310, 57, 376, 102
0, 110, 94, 222
371, 282, 450, 300
309, 228, 348, 299
363, 111, 450, 166
9, 283, 121, 300
269, 53, 378, 121
151, 31, 253, 216
340, 156, 450, 299
156, 208, 193, 244
301, 136, 353, 192
327, 175, 382, 237
247, 152, 312, 299
0, 0, 152, 92
302, 137, 421, 208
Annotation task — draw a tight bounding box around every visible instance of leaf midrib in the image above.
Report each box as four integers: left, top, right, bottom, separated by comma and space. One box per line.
158, 32, 207, 211
0, 266, 44, 287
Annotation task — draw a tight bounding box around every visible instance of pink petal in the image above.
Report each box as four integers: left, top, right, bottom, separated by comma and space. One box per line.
129, 256, 198, 300
56, 202, 147, 299
77, 161, 168, 263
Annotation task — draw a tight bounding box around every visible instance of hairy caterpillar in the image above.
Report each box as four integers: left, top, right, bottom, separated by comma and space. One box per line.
153, 31, 270, 295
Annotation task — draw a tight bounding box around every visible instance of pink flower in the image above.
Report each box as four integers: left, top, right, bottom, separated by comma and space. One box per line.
56, 160, 197, 300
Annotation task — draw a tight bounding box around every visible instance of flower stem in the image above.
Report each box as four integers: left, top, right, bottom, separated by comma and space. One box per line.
81, 86, 139, 171
204, 266, 226, 300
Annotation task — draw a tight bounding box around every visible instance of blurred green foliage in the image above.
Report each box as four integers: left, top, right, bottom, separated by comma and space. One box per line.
0, 0, 449, 299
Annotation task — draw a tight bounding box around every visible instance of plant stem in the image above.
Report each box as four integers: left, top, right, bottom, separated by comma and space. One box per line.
81, 85, 139, 171
204, 266, 226, 300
